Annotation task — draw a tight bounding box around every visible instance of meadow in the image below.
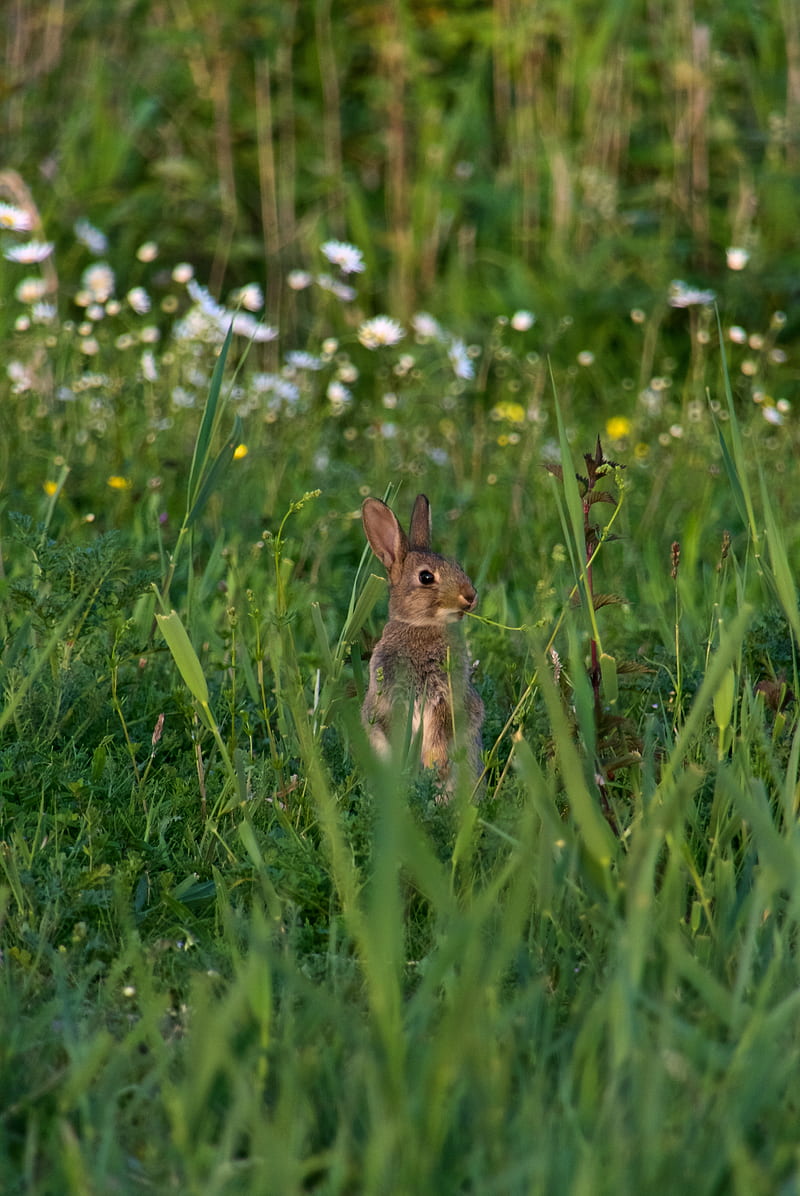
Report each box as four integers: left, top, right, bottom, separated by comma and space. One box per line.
2, 1, 800, 1192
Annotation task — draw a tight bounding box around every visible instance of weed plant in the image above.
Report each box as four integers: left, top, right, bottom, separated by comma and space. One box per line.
2, 3, 800, 1193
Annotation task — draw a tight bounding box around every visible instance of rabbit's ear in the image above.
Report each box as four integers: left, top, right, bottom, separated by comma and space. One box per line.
408, 494, 432, 549
362, 498, 408, 576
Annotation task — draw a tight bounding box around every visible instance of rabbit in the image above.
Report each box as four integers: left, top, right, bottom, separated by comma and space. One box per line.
360, 493, 484, 795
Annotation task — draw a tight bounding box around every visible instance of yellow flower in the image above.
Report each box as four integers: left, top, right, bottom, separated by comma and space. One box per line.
605, 416, 632, 440
233, 443, 248, 460
492, 400, 526, 424
107, 475, 132, 490
43, 480, 58, 497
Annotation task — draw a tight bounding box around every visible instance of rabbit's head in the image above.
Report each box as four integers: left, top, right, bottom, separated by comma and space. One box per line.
362, 494, 478, 627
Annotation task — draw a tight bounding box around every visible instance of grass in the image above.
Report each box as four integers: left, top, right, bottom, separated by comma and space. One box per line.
2, 1, 800, 1192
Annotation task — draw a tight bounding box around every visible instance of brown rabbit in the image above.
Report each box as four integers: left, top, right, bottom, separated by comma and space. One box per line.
361, 493, 484, 794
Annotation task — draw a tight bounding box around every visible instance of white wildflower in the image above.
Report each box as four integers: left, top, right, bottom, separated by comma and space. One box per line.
15, 277, 49, 304
0, 202, 33, 232
728, 325, 747, 344
287, 269, 313, 290
577, 350, 595, 367
136, 241, 159, 262
233, 283, 264, 311
448, 337, 474, 380
74, 219, 108, 254
82, 263, 115, 303
171, 386, 196, 408
762, 405, 783, 426
726, 247, 749, 271
141, 350, 159, 381
327, 380, 352, 404
172, 262, 194, 284
510, 309, 535, 331
668, 280, 715, 308
411, 311, 445, 341
316, 273, 357, 302
358, 315, 404, 349
32, 303, 57, 324
320, 240, 365, 275
231, 311, 278, 342
127, 286, 151, 314
3, 240, 54, 264
285, 351, 324, 371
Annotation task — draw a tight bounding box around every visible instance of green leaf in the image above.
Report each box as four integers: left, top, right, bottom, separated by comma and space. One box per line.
155, 610, 209, 704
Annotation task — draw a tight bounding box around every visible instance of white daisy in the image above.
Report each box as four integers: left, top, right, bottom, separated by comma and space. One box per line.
510, 309, 535, 331
3, 240, 54, 264
74, 219, 108, 254
447, 337, 474, 380
15, 277, 49, 304
357, 315, 405, 349
82, 263, 115, 303
320, 240, 365, 275
668, 280, 715, 308
287, 269, 313, 290
231, 311, 278, 342
316, 273, 357, 302
726, 247, 749, 271
411, 311, 445, 341
127, 287, 151, 315
0, 203, 33, 232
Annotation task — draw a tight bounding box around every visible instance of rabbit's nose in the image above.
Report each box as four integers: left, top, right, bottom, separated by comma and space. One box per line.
460, 588, 477, 612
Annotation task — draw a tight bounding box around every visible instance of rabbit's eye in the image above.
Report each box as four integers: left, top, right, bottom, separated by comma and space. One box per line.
418, 569, 435, 586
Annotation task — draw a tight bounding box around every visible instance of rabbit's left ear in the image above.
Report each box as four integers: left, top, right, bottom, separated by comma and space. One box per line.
408, 494, 432, 550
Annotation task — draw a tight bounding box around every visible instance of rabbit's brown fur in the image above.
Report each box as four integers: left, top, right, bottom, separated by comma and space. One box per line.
361, 494, 484, 793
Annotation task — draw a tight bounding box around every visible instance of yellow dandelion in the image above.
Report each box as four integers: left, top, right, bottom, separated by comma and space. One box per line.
605, 416, 632, 440
107, 475, 132, 490
233, 443, 249, 460
43, 480, 58, 497
634, 442, 650, 460
492, 400, 526, 424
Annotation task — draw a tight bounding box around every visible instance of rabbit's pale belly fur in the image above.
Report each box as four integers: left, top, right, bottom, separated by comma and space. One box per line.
363, 622, 483, 777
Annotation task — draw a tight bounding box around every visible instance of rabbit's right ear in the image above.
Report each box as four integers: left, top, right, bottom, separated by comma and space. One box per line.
408, 494, 432, 550
362, 498, 408, 577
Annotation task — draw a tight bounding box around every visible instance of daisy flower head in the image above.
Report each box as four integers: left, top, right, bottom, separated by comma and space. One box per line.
510, 309, 535, 331
668, 280, 715, 309
82, 262, 116, 303
448, 337, 475, 380
74, 219, 108, 254
726, 247, 749, 271
316, 274, 357, 302
15, 277, 49, 305
4, 240, 54, 264
287, 269, 313, 291
320, 240, 365, 275
127, 287, 151, 315
358, 315, 405, 350
0, 202, 33, 232
411, 311, 445, 342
